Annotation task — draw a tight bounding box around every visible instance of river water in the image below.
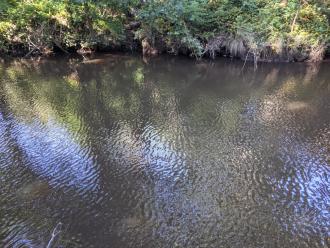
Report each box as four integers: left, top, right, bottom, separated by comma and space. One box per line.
0, 55, 329, 248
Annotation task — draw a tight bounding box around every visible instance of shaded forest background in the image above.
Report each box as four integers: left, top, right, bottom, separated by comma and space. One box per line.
0, 0, 329, 62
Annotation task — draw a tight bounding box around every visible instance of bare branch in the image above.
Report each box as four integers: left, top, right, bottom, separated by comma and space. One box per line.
46, 222, 63, 248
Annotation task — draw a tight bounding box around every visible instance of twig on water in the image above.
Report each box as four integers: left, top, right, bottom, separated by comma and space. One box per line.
46, 222, 63, 248
241, 49, 251, 71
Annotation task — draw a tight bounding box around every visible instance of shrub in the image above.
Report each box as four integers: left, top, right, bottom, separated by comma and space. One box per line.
0, 0, 329, 61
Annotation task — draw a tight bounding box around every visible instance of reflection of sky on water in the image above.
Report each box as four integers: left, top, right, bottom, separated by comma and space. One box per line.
294, 145, 329, 209
0, 112, 9, 165
275, 137, 330, 236
236, 93, 330, 241
141, 124, 186, 180
13, 118, 98, 194
101, 121, 186, 180
293, 142, 329, 222
3, 221, 38, 248
1, 56, 329, 247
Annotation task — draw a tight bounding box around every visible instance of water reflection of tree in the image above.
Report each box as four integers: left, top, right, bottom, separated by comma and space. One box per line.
0, 56, 329, 247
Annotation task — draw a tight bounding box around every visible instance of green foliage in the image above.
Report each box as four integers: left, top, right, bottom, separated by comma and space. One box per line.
0, 0, 130, 53
0, 0, 329, 61
136, 0, 218, 56
136, 0, 329, 60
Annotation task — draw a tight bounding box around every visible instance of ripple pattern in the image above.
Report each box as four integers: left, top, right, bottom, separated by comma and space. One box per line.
0, 56, 329, 248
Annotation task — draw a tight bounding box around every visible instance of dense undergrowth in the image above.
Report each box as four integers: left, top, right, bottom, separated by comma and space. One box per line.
0, 0, 329, 62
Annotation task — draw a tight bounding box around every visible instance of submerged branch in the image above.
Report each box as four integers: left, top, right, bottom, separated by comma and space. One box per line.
46, 222, 63, 248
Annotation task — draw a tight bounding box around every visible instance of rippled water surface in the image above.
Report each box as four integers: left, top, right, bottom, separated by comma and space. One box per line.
0, 55, 329, 248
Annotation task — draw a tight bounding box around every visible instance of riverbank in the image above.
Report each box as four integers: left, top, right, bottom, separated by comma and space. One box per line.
2, 38, 330, 64
0, 1, 329, 62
